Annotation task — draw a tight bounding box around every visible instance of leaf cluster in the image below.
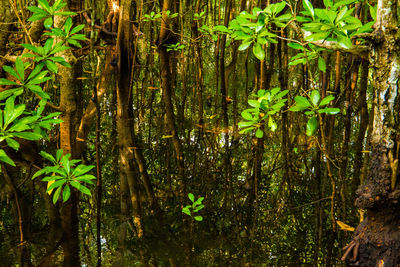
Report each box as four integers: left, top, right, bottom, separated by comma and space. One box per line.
182, 193, 204, 222
290, 90, 340, 136
32, 149, 96, 204
239, 88, 288, 138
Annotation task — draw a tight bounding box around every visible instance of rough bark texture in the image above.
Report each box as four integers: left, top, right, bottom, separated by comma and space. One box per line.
345, 0, 400, 265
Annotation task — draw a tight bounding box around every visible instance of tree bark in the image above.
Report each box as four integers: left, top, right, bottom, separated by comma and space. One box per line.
344, 1, 400, 265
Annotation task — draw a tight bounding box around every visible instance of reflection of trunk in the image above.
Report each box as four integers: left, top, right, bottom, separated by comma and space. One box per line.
159, 0, 185, 189
344, 1, 400, 265
115, 0, 144, 254
2, 166, 32, 267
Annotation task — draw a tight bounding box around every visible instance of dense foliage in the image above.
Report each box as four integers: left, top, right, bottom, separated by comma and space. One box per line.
0, 0, 397, 266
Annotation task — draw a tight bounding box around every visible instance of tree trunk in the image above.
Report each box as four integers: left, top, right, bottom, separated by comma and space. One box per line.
344, 1, 400, 265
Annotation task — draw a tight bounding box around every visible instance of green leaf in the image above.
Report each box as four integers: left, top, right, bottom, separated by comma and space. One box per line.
238, 41, 253, 51
310, 90, 320, 106
288, 43, 304, 50
44, 17, 53, 29
56, 149, 63, 162
27, 85, 50, 99
248, 99, 261, 108
13, 132, 42, 140
194, 216, 203, 221
70, 181, 91, 196
335, 6, 348, 23
194, 197, 204, 205
252, 42, 265, 61
303, 0, 314, 19
0, 78, 17, 86
238, 121, 256, 128
32, 168, 46, 180
182, 207, 191, 216
319, 95, 335, 106
337, 35, 352, 49
38, 0, 51, 12
52, 186, 63, 204
268, 117, 277, 132
45, 60, 58, 73
4, 96, 15, 128
306, 116, 318, 136
255, 128, 264, 138
318, 56, 326, 72
305, 31, 330, 42
369, 5, 377, 21
73, 165, 95, 176
333, 0, 358, 11
294, 96, 312, 108
318, 107, 340, 115
40, 150, 56, 163
241, 111, 253, 121
213, 25, 229, 33
5, 104, 25, 128
43, 38, 54, 55
0, 149, 15, 166
323, 0, 333, 8
15, 58, 25, 81
3, 66, 19, 82
47, 179, 67, 192
6, 138, 19, 151
188, 193, 195, 202
62, 185, 71, 202
64, 17, 73, 34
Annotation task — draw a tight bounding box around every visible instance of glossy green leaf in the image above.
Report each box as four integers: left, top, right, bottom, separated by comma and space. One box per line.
0, 149, 15, 166
310, 90, 320, 106
13, 132, 42, 140
252, 43, 265, 61
318, 107, 341, 114
241, 111, 253, 121
335, 6, 348, 23
47, 179, 66, 192
303, 0, 314, 19
52, 186, 63, 204
6, 138, 19, 151
319, 95, 335, 106
15, 58, 25, 81
294, 96, 312, 108
248, 100, 261, 108
44, 17, 53, 29
62, 185, 71, 202
288, 43, 304, 50
239, 41, 253, 51
337, 35, 352, 49
306, 116, 318, 136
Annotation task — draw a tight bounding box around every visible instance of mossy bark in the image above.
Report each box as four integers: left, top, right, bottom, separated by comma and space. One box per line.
345, 1, 400, 265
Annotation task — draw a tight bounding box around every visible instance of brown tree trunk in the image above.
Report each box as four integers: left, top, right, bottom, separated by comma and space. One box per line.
115, 0, 144, 255
344, 1, 400, 265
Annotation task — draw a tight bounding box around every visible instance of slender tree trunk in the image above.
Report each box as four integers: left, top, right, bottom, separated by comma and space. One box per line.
115, 0, 144, 253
